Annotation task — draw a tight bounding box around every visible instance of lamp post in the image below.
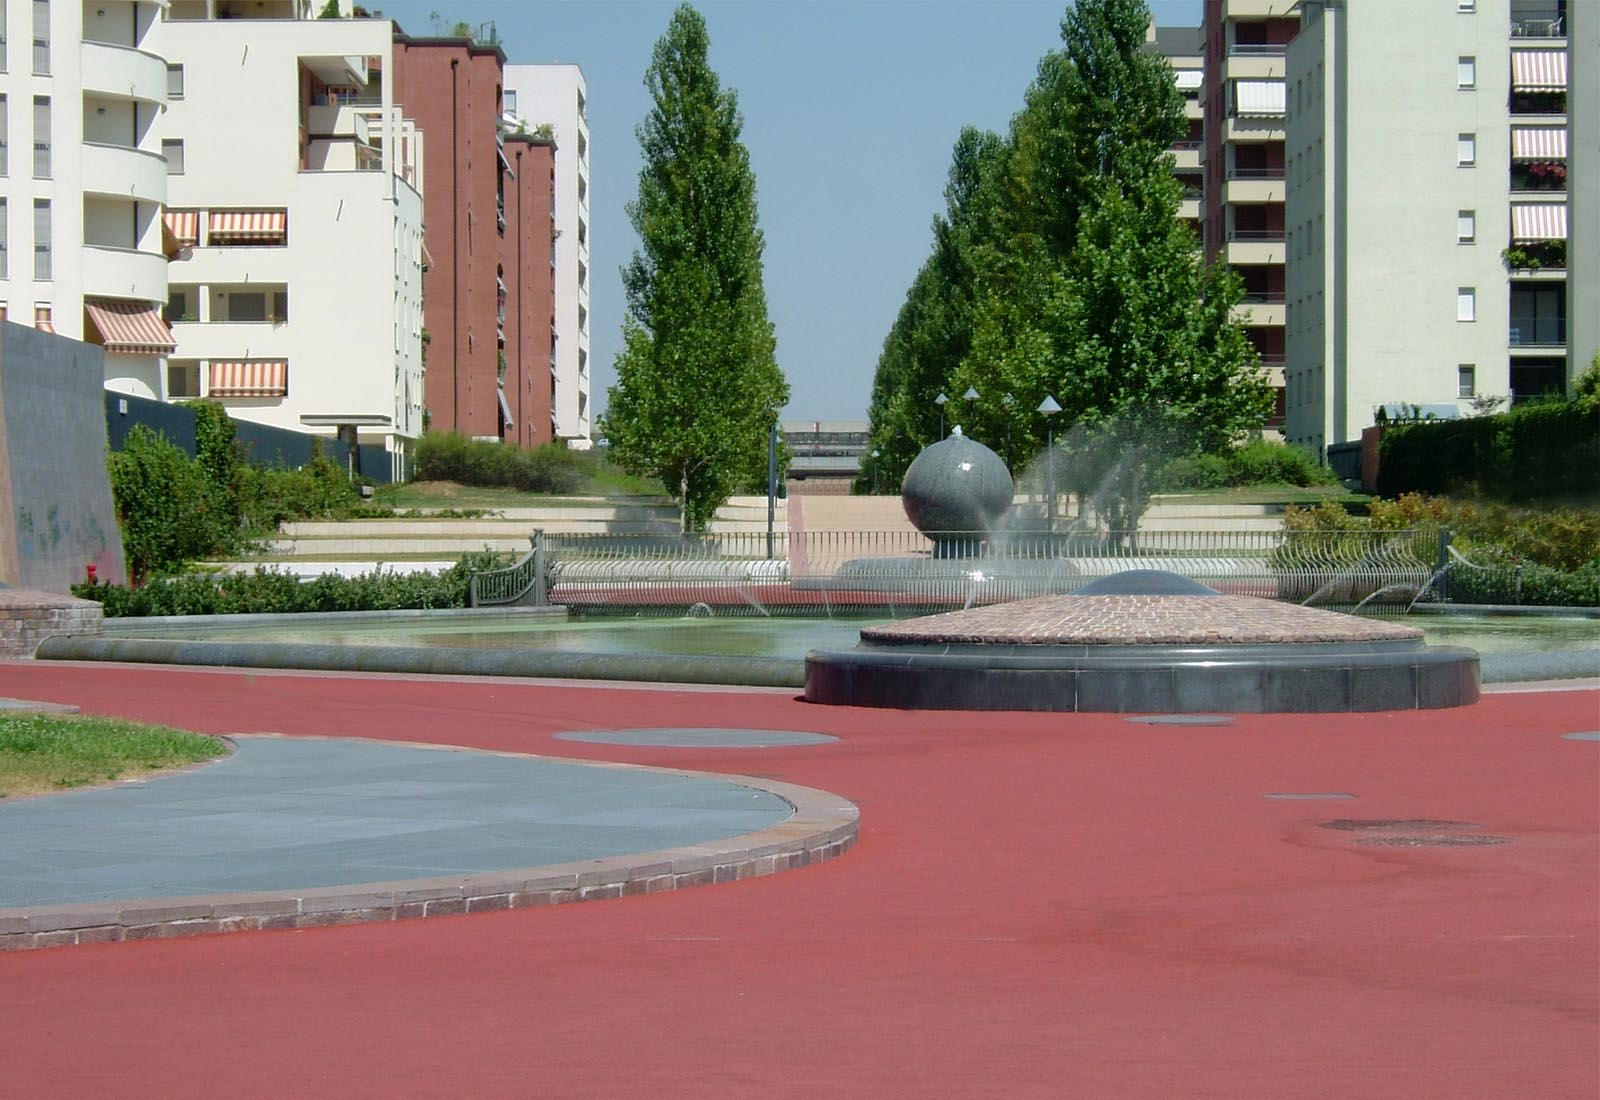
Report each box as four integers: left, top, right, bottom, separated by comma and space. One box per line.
962, 386, 979, 442
1038, 395, 1061, 549
870, 449, 881, 495
934, 392, 949, 439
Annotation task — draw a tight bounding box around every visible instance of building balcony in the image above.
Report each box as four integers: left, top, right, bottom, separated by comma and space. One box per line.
1179, 197, 1202, 221
307, 105, 372, 145
1234, 297, 1285, 327
80, 40, 167, 105
1225, 116, 1285, 143
1224, 230, 1285, 265
1222, 50, 1285, 82
1171, 143, 1202, 171
82, 245, 167, 303
1510, 15, 1565, 39
1185, 99, 1204, 121
1225, 169, 1284, 205
1221, 0, 1299, 17
81, 142, 166, 204
170, 320, 291, 361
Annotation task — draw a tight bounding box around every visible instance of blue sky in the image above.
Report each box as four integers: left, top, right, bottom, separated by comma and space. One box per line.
379, 0, 1202, 424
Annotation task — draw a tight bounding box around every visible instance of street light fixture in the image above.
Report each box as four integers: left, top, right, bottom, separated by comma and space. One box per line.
1002, 393, 1015, 472
870, 448, 881, 495
934, 392, 949, 439
1038, 395, 1062, 547
962, 387, 979, 442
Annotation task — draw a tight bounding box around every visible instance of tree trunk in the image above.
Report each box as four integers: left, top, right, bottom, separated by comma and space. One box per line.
680, 471, 690, 535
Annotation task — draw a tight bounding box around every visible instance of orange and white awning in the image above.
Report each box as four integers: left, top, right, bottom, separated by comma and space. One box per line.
1511, 127, 1566, 159
1512, 49, 1567, 91
163, 210, 200, 247
207, 210, 288, 242
1511, 202, 1568, 242
34, 306, 54, 334
85, 298, 177, 355
208, 360, 288, 398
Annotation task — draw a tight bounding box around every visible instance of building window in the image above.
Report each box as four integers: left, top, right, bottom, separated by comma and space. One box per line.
162, 138, 184, 174
1457, 287, 1475, 322
1457, 57, 1475, 88
1458, 365, 1476, 398
1457, 210, 1475, 243
503, 89, 516, 114
167, 64, 184, 99
1457, 133, 1476, 166
1457, 0, 1475, 11
31, 96, 47, 178
32, 198, 48, 279
167, 361, 200, 399
168, 289, 188, 320
31, 0, 48, 76
0, 95, 7, 176
0, 197, 7, 278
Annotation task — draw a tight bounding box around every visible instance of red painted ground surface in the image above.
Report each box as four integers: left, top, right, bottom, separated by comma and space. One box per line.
1, 660, 1595, 1100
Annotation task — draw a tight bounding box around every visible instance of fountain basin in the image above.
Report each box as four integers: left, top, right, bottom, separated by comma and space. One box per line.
804, 577, 1481, 713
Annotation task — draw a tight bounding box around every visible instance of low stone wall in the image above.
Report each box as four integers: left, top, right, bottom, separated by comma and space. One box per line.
0, 589, 102, 658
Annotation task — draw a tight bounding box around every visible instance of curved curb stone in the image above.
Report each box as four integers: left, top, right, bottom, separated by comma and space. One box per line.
0, 754, 858, 953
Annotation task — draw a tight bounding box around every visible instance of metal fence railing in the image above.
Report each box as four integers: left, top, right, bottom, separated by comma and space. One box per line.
468, 528, 1456, 616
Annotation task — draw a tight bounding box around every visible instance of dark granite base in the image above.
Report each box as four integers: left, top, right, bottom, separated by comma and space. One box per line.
803, 641, 1481, 713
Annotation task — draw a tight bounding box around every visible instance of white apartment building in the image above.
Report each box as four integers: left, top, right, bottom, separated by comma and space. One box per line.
1570, 0, 1597, 373
1285, 0, 1585, 457
0, 0, 175, 389
158, 1, 424, 474
503, 63, 591, 448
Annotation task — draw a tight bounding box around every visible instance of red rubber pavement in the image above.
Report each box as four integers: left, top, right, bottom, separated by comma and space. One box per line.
1, 661, 1595, 1099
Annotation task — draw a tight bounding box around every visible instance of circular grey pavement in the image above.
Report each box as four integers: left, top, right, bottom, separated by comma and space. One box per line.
0, 737, 793, 909
554, 728, 838, 748
1563, 731, 1600, 741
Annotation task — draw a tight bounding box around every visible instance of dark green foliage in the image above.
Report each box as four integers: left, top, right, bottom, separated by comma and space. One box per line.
412, 432, 584, 494
73, 553, 504, 617
1445, 547, 1600, 607
109, 426, 234, 586
1164, 440, 1339, 490
1377, 398, 1600, 499
605, 4, 789, 529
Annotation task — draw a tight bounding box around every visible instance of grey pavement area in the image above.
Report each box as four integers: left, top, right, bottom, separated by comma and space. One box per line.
0, 737, 793, 909
554, 728, 838, 748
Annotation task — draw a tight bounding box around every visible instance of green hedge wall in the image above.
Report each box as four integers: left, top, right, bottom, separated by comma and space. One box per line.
1377, 400, 1600, 499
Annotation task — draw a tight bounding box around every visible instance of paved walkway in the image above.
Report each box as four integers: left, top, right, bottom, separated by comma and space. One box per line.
0, 736, 792, 909
0, 660, 1595, 1100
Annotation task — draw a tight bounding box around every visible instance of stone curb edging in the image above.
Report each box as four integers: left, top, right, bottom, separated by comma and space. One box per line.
97, 605, 566, 637
0, 762, 858, 953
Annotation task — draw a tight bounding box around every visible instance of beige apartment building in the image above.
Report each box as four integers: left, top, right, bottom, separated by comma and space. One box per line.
1285, 0, 1586, 457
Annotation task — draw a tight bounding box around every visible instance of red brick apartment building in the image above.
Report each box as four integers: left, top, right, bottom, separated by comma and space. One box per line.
392, 33, 556, 446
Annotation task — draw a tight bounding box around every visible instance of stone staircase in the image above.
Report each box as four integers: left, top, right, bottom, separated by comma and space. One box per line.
219, 493, 1285, 578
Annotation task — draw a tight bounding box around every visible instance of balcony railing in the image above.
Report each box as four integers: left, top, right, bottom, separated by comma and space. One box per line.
1508, 321, 1566, 346
1510, 16, 1564, 37
1240, 291, 1287, 304
1228, 228, 1285, 241
33, 141, 48, 179
1228, 43, 1286, 55
1171, 139, 1203, 150
1228, 166, 1285, 179
1254, 352, 1286, 366
34, 243, 50, 280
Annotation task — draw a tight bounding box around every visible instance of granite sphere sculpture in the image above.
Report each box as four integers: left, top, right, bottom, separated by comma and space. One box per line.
901, 428, 1014, 554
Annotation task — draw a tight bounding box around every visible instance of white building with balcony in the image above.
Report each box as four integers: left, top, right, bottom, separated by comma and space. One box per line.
503, 63, 591, 448
1284, 0, 1586, 457
0, 0, 177, 392
157, 1, 424, 474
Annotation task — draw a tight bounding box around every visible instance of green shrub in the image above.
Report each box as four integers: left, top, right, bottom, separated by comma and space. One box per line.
109, 426, 235, 584
413, 432, 584, 494
1160, 454, 1229, 490
1377, 398, 1600, 499
74, 552, 509, 617
1161, 441, 1336, 490
236, 443, 364, 530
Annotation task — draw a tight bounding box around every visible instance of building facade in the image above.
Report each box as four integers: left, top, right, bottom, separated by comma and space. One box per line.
0, 0, 175, 393
1285, 0, 1583, 456
160, 6, 425, 474
503, 64, 592, 448
1569, 0, 1598, 376
1203, 0, 1300, 432
1146, 23, 1205, 237
497, 132, 556, 450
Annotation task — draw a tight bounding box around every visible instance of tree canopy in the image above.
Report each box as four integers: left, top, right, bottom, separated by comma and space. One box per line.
865, 0, 1272, 525
604, 4, 788, 530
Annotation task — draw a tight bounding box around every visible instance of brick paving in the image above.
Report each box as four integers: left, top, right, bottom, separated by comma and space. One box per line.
863, 593, 1424, 646
0, 587, 103, 657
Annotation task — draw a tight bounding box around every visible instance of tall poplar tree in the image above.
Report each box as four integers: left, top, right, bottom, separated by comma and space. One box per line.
605, 4, 788, 531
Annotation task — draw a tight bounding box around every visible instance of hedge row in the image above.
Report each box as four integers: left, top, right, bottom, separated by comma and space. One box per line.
73, 554, 505, 617
414, 432, 585, 494
1161, 440, 1339, 490
1377, 399, 1600, 499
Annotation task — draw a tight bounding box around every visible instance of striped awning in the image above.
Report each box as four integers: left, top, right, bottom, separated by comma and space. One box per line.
163, 210, 200, 246
208, 360, 288, 398
1174, 68, 1203, 91
1234, 80, 1285, 117
84, 298, 177, 355
207, 210, 287, 242
1511, 49, 1567, 91
1511, 127, 1567, 159
1511, 202, 1568, 242
34, 306, 54, 334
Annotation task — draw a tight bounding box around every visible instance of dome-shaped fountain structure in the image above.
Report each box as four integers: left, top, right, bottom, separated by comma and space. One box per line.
804, 569, 1479, 713
900, 428, 1013, 557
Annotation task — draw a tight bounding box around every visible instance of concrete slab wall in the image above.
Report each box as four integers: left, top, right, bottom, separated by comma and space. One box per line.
0, 322, 127, 591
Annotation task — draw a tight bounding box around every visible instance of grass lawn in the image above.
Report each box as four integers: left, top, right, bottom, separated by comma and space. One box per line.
0, 713, 226, 799
1156, 485, 1371, 507
375, 481, 670, 511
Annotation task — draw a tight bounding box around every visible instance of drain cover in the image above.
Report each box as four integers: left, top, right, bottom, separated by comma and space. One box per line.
1563, 731, 1600, 742
1125, 715, 1235, 726
1319, 819, 1478, 832
553, 728, 838, 748
1356, 834, 1511, 847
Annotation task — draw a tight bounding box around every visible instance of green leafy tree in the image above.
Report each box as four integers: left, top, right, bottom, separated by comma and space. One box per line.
604, 4, 788, 530
108, 426, 228, 585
